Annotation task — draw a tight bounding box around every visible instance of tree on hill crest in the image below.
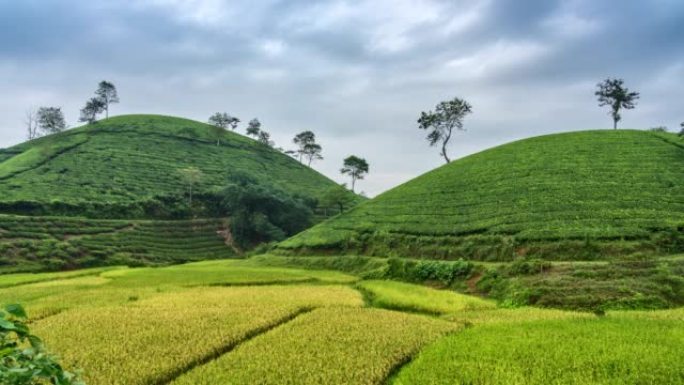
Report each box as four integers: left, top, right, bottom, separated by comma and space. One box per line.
595, 78, 639, 129
418, 97, 472, 163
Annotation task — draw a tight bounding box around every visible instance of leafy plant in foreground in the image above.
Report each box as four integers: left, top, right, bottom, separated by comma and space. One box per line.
0, 304, 83, 385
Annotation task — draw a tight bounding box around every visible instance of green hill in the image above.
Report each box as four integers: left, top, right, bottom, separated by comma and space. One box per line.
0, 115, 350, 215
0, 115, 356, 272
279, 129, 684, 260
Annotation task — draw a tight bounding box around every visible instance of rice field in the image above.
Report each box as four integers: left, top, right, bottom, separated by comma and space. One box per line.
1, 258, 682, 384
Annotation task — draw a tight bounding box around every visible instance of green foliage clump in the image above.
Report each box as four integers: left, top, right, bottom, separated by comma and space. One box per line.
1, 304, 83, 385
386, 258, 473, 286
216, 174, 315, 248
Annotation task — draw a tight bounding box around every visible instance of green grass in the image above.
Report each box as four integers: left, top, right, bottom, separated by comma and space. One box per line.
392, 317, 684, 385
0, 115, 352, 209
279, 130, 684, 260
357, 280, 495, 314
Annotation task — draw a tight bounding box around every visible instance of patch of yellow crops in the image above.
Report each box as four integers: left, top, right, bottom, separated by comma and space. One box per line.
358, 280, 495, 314
173, 307, 459, 385
32, 285, 363, 385
443, 307, 594, 325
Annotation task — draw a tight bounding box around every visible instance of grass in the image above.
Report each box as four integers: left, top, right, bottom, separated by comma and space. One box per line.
278, 130, 684, 260
172, 307, 459, 385
392, 317, 684, 385
0, 266, 118, 288
357, 280, 495, 314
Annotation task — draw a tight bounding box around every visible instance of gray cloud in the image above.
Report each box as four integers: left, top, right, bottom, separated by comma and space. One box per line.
1, 0, 683, 196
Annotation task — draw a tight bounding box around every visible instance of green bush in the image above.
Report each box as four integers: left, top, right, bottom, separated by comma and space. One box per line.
0, 304, 83, 385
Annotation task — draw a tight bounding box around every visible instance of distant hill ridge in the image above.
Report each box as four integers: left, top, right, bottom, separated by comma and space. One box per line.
278, 129, 684, 260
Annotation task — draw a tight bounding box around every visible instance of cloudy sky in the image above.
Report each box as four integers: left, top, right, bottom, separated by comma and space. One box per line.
1, 0, 683, 196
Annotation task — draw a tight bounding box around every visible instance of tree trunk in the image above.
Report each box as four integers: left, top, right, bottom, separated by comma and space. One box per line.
613, 119, 617, 130
441, 127, 453, 164
105, 104, 109, 120
351, 177, 356, 192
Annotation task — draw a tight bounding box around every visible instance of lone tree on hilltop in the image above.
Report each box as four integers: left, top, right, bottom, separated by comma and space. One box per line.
95, 81, 119, 119
293, 131, 323, 166
208, 112, 240, 146
79, 97, 106, 124
178, 166, 203, 210
418, 97, 472, 163
37, 107, 66, 134
595, 78, 639, 129
340, 155, 369, 193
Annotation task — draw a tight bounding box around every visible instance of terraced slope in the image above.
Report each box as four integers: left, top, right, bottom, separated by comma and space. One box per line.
0, 214, 231, 273
0, 114, 353, 215
279, 130, 684, 260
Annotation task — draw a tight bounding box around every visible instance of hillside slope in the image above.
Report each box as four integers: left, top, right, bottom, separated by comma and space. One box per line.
0, 115, 352, 216
279, 130, 684, 260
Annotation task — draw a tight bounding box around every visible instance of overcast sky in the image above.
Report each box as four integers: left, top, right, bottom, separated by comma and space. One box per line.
1, 0, 683, 196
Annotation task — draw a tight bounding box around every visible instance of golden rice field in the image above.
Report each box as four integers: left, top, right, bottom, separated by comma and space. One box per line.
1, 257, 683, 385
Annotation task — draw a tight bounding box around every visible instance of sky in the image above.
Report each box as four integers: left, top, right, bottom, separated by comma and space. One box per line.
1, 0, 683, 197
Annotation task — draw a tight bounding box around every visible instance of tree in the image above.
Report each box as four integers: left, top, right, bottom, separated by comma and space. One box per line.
595, 78, 640, 129
258, 130, 274, 147
679, 122, 684, 137
246, 118, 261, 137
37, 107, 66, 134
178, 167, 203, 209
340, 155, 369, 192
303, 143, 323, 166
293, 131, 322, 165
95, 81, 119, 119
79, 97, 106, 124
418, 97, 472, 163
25, 108, 39, 140
208, 113, 239, 146
320, 186, 354, 215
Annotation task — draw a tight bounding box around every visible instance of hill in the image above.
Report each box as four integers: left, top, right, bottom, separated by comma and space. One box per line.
0, 115, 352, 217
279, 129, 684, 260
0, 115, 357, 272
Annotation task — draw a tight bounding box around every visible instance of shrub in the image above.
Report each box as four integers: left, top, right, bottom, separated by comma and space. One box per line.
0, 304, 83, 385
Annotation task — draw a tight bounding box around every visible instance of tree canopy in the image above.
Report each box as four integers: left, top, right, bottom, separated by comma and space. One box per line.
595, 78, 639, 129
37, 107, 66, 134
340, 155, 369, 192
418, 97, 472, 163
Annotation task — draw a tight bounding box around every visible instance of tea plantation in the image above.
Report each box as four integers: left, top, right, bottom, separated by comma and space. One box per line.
279, 130, 684, 260
0, 115, 357, 271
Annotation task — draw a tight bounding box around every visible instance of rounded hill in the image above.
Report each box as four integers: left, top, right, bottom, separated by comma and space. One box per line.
0, 115, 351, 217
279, 129, 684, 260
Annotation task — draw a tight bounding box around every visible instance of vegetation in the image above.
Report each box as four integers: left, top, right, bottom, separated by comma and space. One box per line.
595, 78, 640, 129
418, 96, 472, 163
0, 115, 354, 215
37, 107, 66, 135
293, 130, 323, 166
340, 155, 369, 192
0, 215, 234, 273
172, 307, 458, 385
393, 317, 684, 385
1, 303, 83, 385
357, 280, 494, 314
1, 261, 683, 384
279, 129, 684, 260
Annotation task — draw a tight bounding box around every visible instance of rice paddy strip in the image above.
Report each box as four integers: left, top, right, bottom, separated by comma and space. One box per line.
357, 280, 495, 315
33, 285, 363, 385
0, 266, 118, 288
392, 317, 684, 385
172, 307, 459, 385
